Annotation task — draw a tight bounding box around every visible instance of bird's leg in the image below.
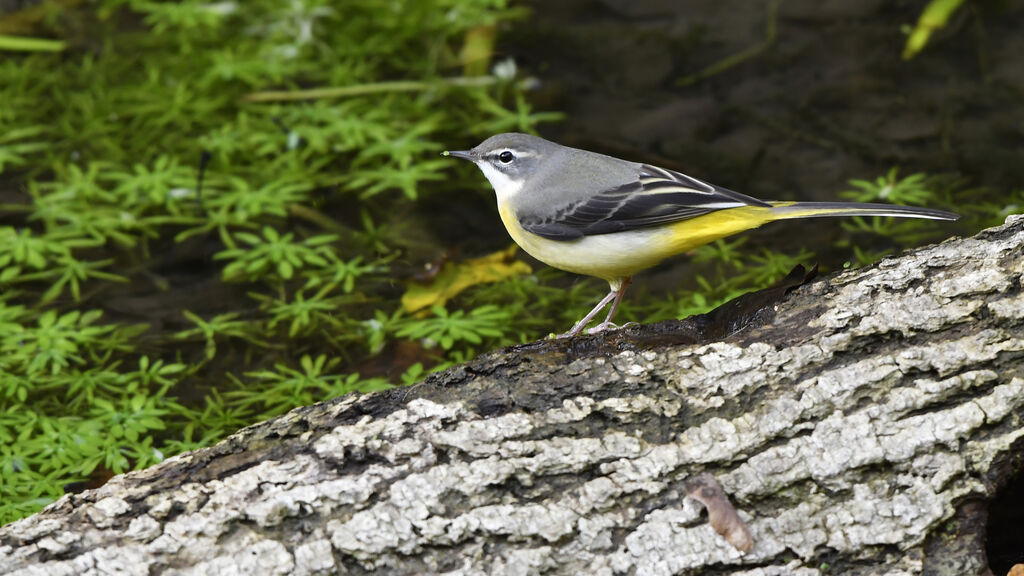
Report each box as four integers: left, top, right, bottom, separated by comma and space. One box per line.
558, 277, 632, 338
586, 276, 632, 334
559, 289, 618, 338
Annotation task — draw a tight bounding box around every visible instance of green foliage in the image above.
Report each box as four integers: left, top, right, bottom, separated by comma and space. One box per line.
0, 126, 49, 171
902, 0, 967, 60
843, 168, 934, 205
224, 355, 390, 419
0, 0, 540, 525
396, 304, 512, 350
4, 309, 117, 376
636, 238, 815, 322
838, 168, 1022, 253
216, 227, 339, 282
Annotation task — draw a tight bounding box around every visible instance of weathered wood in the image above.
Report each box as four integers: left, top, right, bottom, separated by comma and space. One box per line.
2, 216, 1022, 576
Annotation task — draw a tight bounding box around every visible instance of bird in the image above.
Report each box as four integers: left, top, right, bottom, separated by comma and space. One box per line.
444, 133, 958, 338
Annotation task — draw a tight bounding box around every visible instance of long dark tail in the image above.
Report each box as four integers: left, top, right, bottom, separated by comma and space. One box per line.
768, 201, 959, 222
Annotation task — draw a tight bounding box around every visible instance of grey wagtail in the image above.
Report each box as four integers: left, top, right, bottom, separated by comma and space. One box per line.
444, 133, 958, 338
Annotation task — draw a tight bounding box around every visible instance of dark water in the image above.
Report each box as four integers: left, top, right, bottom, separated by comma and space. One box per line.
503, 0, 1023, 198
440, 0, 1024, 297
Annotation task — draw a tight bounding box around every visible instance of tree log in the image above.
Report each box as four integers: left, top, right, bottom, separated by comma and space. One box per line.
2, 216, 1023, 576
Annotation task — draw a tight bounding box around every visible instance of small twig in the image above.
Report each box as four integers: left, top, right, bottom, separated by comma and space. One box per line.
0, 203, 33, 212
243, 76, 508, 103
195, 150, 211, 208
677, 0, 781, 87
0, 34, 65, 52
286, 204, 349, 234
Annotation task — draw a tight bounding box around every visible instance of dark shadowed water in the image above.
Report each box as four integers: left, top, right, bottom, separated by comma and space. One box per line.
437, 0, 1023, 294
504, 0, 1023, 197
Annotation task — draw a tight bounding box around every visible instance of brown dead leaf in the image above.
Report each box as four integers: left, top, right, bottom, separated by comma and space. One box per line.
684, 473, 753, 553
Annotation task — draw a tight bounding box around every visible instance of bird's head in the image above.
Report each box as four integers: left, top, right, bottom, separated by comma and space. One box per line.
444, 133, 557, 199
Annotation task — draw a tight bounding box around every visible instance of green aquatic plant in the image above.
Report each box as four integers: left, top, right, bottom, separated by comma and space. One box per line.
0, 0, 541, 525
396, 304, 513, 351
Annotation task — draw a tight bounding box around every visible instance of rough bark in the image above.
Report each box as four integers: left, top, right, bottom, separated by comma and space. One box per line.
2, 216, 1023, 576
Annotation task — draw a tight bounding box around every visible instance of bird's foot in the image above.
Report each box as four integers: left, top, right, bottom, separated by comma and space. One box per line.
552, 321, 638, 339
585, 321, 638, 335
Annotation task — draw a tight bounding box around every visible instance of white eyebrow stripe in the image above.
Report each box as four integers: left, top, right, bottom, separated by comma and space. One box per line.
502, 148, 536, 158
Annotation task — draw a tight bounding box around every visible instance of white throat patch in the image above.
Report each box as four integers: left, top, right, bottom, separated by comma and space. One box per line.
477, 162, 524, 201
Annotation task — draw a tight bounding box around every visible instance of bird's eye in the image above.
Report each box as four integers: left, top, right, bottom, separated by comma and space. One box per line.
498, 151, 514, 163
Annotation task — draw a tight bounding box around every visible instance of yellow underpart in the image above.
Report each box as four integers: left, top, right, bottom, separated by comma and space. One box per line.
498, 203, 793, 286
497, 200, 891, 287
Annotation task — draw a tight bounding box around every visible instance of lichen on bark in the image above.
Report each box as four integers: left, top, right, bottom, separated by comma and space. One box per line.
1, 216, 1022, 576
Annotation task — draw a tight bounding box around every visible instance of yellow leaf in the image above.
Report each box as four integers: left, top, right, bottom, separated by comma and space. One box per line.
401, 245, 531, 314
902, 0, 965, 60
460, 24, 496, 77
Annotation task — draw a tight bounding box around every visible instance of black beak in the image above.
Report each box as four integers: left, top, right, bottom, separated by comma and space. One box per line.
443, 150, 475, 161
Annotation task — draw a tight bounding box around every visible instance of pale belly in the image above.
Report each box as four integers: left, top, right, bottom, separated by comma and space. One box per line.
497, 203, 776, 285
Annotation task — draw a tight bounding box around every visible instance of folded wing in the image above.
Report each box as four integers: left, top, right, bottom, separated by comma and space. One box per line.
519, 164, 771, 241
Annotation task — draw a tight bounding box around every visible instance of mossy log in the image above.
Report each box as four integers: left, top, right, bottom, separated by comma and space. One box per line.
2, 217, 1023, 576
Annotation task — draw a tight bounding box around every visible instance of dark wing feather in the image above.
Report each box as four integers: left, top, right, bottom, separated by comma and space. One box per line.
520, 164, 771, 240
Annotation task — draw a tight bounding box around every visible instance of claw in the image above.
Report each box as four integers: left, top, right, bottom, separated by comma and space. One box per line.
584, 320, 639, 335
586, 321, 619, 334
